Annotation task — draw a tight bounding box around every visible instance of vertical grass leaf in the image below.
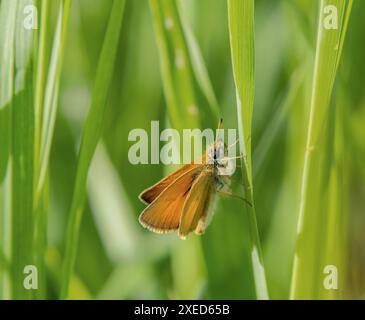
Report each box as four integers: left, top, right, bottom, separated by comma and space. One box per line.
60, 0, 126, 299
38, 0, 71, 193
227, 0, 269, 299
149, 0, 200, 131
0, 0, 18, 300
11, 0, 36, 299
290, 0, 353, 299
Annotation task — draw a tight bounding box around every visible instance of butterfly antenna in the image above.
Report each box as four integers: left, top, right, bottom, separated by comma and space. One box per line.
218, 191, 252, 207
215, 118, 223, 143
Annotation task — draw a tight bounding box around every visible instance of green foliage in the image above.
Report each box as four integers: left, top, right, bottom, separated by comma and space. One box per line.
0, 0, 364, 300
226, 0, 268, 299
290, 0, 353, 299
60, 0, 126, 299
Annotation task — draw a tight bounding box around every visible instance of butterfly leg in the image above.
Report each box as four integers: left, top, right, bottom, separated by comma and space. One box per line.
217, 190, 252, 207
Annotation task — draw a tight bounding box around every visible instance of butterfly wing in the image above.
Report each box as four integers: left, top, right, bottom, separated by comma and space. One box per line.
178, 168, 215, 239
139, 163, 199, 204
139, 166, 202, 233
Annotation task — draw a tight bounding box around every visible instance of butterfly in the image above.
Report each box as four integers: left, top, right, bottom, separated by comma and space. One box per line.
138, 119, 250, 239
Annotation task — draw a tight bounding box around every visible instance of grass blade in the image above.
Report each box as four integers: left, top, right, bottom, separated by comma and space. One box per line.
0, 0, 17, 299
31, 0, 71, 299
290, 0, 353, 299
88, 143, 141, 262
10, 0, 36, 299
318, 92, 347, 299
38, 0, 71, 192
0, 0, 16, 181
149, 0, 200, 132
253, 67, 306, 177
177, 0, 220, 119
33, 0, 52, 299
60, 0, 126, 299
34, 0, 50, 190
227, 0, 269, 299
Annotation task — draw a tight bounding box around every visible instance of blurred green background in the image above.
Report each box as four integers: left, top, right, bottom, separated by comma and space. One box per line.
1, 0, 364, 300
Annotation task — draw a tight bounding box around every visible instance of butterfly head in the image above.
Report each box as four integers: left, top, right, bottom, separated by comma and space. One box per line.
204, 118, 237, 176
205, 140, 235, 175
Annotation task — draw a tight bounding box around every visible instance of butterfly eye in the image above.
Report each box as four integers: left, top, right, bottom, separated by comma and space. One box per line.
214, 147, 222, 160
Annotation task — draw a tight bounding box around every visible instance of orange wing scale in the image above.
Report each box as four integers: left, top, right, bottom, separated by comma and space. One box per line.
138, 166, 203, 233
178, 169, 215, 239
139, 162, 202, 204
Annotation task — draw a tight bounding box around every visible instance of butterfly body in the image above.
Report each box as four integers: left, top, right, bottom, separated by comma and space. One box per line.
138, 138, 233, 239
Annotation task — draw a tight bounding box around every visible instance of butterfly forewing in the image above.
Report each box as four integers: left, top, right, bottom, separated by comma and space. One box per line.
139, 166, 203, 233
139, 163, 200, 204
178, 168, 215, 239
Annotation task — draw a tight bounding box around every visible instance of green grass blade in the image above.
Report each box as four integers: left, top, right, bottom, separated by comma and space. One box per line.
38, 0, 71, 193
0, 6, 17, 299
33, 0, 52, 299
318, 94, 346, 299
34, 0, 50, 191
0, 0, 16, 182
177, 0, 220, 119
253, 67, 306, 177
10, 0, 36, 299
0, 248, 10, 271
60, 0, 126, 299
227, 0, 269, 299
0, 3, 17, 298
33, 175, 49, 299
88, 143, 141, 262
30, 0, 71, 299
290, 0, 353, 299
149, 0, 200, 131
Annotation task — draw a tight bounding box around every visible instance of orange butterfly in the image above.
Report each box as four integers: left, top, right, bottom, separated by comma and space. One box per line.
138, 119, 249, 239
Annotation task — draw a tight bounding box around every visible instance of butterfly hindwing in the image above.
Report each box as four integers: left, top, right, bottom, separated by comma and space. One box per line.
139, 166, 203, 233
